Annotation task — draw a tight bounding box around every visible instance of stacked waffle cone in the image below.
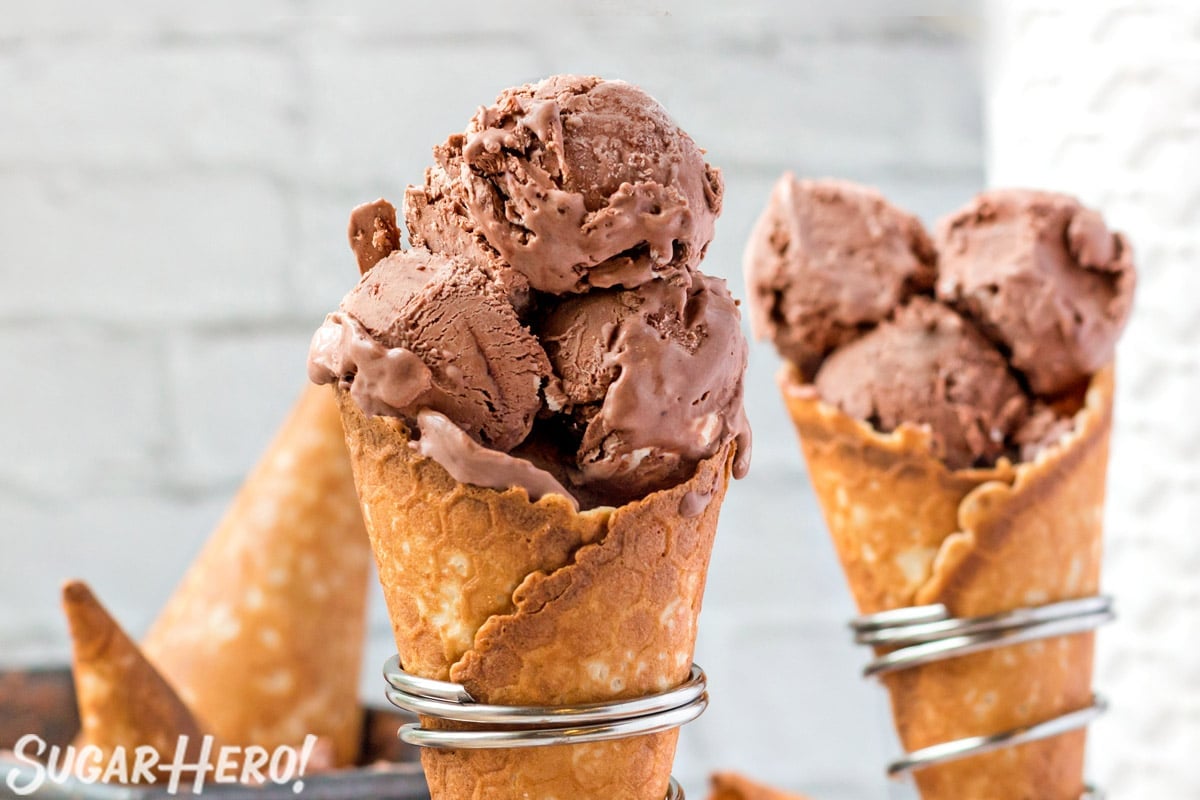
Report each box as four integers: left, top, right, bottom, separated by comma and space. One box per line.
337, 388, 734, 800
783, 363, 1111, 799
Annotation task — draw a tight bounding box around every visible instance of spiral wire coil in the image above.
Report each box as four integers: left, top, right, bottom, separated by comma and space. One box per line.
850, 595, 1115, 798
383, 656, 706, 798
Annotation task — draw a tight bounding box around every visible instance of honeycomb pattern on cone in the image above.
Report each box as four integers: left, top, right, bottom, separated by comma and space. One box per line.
782, 364, 1113, 800
336, 385, 735, 800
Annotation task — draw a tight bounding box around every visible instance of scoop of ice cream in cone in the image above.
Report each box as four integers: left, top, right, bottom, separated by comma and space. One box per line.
538, 273, 751, 505
309, 248, 549, 452
745, 178, 1135, 799
813, 297, 1027, 469
743, 174, 937, 379
311, 74, 750, 800
936, 188, 1135, 396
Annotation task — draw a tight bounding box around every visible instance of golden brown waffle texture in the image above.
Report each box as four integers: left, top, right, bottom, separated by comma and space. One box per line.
337, 385, 735, 800
782, 364, 1114, 800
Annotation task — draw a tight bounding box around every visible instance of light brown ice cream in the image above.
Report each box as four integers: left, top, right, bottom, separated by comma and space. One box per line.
743, 174, 937, 378
309, 248, 549, 452
538, 274, 752, 505
936, 189, 1136, 396
814, 298, 1027, 469
406, 74, 724, 294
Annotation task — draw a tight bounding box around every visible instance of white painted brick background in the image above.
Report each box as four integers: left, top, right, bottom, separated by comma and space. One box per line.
986, 2, 1200, 797
21, 3, 1187, 798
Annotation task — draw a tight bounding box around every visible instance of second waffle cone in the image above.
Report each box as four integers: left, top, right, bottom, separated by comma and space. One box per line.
782, 363, 1114, 800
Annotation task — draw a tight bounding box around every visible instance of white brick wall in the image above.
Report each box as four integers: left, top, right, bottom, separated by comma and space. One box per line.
1, 6, 984, 798
0, 173, 292, 323
0, 45, 300, 170
0, 324, 165, 495
986, 2, 1200, 797
165, 329, 316, 488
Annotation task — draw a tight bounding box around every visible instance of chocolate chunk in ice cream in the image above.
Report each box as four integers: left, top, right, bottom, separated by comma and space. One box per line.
348, 199, 401, 275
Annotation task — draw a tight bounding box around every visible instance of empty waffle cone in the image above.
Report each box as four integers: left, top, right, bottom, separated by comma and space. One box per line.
708, 771, 813, 799
143, 383, 372, 767
63, 580, 212, 782
781, 363, 1113, 800
336, 385, 734, 800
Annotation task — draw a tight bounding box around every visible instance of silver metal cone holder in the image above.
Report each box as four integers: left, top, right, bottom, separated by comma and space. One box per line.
850, 595, 1115, 799
383, 655, 705, 799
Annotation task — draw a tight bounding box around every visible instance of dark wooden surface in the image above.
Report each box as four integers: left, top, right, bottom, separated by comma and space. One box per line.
0, 668, 80, 750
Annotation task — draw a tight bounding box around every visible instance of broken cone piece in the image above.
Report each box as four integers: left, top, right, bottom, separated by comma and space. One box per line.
63, 580, 213, 783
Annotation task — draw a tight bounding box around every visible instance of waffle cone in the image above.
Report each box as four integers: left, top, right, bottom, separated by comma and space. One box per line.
708, 772, 813, 800
143, 383, 372, 767
781, 363, 1113, 800
63, 580, 212, 779
335, 385, 734, 800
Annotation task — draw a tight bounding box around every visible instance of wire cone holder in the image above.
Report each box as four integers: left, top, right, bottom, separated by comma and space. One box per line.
850, 595, 1115, 799
383, 655, 707, 798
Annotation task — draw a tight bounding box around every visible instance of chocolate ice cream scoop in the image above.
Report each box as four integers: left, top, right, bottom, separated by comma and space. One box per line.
936, 189, 1135, 396
407, 74, 724, 294
814, 298, 1027, 469
743, 175, 937, 378
308, 248, 549, 452
539, 274, 752, 505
